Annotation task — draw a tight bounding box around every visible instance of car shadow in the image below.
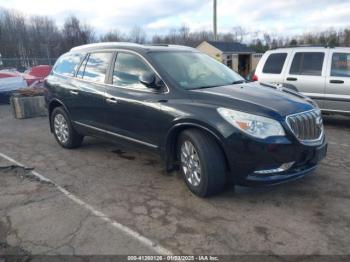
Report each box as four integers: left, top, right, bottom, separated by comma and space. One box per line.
67, 133, 327, 201
323, 114, 350, 128
212, 173, 320, 201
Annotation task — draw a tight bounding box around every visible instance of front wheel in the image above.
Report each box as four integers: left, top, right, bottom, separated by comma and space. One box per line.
51, 107, 83, 149
177, 129, 226, 197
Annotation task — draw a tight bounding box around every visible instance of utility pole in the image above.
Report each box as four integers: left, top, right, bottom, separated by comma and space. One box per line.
213, 0, 217, 41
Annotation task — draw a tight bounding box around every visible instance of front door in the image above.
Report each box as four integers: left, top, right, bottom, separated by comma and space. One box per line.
104, 51, 168, 147
324, 51, 350, 113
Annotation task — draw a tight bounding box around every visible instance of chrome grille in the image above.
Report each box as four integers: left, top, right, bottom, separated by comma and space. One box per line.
286, 110, 323, 143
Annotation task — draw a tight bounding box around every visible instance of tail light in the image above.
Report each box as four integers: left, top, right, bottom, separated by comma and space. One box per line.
252, 74, 258, 81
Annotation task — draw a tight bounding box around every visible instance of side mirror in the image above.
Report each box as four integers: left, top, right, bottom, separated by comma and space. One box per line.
139, 72, 157, 88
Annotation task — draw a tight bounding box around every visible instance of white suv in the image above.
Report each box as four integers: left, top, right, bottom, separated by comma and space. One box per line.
254, 47, 350, 115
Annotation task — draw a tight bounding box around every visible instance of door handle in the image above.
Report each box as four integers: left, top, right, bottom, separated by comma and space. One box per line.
330, 80, 344, 84
69, 90, 79, 95
106, 97, 118, 104
286, 77, 298, 81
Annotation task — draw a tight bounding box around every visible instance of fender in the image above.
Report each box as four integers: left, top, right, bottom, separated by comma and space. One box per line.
48, 98, 72, 132
162, 119, 229, 172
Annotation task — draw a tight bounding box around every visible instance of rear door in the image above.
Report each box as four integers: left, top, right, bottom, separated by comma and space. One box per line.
70, 51, 113, 129
283, 50, 328, 108
51, 52, 85, 120
257, 52, 288, 86
324, 50, 350, 113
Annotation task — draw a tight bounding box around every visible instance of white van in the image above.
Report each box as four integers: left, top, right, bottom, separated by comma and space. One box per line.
254, 47, 350, 115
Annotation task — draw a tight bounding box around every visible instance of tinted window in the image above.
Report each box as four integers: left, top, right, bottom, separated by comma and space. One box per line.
290, 52, 324, 76
331, 53, 350, 77
113, 53, 152, 89
54, 53, 83, 76
262, 53, 287, 74
150, 52, 244, 90
82, 52, 113, 83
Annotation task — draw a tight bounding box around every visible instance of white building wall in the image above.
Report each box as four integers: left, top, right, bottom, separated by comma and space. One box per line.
251, 53, 264, 70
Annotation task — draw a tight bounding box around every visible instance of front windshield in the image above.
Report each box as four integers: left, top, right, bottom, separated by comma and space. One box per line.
150, 51, 245, 90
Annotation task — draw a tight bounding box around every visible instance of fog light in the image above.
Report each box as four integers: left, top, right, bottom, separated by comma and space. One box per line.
254, 162, 295, 175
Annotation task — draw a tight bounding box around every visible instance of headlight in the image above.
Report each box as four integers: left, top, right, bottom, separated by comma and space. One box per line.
217, 108, 285, 139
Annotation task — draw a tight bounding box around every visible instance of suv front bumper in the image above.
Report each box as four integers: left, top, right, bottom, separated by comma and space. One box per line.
223, 134, 327, 186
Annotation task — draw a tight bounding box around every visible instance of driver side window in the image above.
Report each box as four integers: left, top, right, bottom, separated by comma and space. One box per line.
113, 52, 153, 89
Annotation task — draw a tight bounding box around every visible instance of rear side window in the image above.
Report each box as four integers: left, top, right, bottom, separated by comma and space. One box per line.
262, 53, 287, 74
82, 52, 113, 83
331, 53, 350, 77
113, 52, 153, 89
54, 53, 83, 76
290, 52, 324, 76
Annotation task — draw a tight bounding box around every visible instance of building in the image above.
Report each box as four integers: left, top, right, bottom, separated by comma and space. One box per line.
197, 41, 263, 77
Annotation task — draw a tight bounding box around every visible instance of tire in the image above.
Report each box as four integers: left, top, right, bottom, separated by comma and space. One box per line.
51, 107, 83, 149
177, 129, 226, 197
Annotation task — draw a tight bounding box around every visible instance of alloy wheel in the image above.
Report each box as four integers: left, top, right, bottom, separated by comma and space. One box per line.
180, 140, 201, 187
54, 113, 69, 144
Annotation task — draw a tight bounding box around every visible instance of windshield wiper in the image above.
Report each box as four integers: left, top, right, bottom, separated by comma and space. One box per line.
191, 84, 224, 90
231, 80, 246, 85
191, 80, 246, 90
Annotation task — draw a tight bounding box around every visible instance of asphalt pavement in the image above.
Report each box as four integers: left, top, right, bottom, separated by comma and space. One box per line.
0, 104, 349, 255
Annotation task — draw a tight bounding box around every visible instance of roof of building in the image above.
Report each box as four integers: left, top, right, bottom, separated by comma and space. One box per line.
206, 41, 255, 53
70, 42, 197, 53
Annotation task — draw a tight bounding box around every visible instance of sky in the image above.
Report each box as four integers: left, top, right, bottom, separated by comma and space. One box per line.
0, 0, 349, 40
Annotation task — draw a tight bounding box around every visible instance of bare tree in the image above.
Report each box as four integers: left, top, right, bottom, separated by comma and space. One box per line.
61, 16, 95, 52
28, 15, 61, 64
100, 29, 125, 42
178, 25, 190, 44
221, 32, 235, 42
344, 29, 350, 46
128, 26, 146, 44
231, 26, 246, 42
1, 5, 350, 70
0, 9, 28, 67
263, 33, 271, 47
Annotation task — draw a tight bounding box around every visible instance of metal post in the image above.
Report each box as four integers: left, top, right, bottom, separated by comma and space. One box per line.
213, 0, 217, 41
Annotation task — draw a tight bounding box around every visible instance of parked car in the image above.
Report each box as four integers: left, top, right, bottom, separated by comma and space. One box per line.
45, 43, 327, 197
254, 46, 350, 115
22, 65, 52, 86
0, 71, 27, 104
0, 65, 52, 103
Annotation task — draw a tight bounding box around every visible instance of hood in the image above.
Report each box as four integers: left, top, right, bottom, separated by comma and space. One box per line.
190, 82, 315, 119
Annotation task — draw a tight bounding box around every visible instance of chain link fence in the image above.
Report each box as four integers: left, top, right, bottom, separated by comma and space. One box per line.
0, 58, 57, 72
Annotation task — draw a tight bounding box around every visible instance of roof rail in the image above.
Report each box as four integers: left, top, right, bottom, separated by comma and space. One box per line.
145, 44, 169, 47
145, 43, 196, 50
70, 42, 142, 51
274, 44, 335, 49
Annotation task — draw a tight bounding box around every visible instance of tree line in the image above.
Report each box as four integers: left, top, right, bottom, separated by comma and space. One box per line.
0, 7, 350, 67
0, 9, 95, 67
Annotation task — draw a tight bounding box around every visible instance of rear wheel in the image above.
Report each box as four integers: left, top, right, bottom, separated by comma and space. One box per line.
177, 129, 226, 197
51, 107, 83, 149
